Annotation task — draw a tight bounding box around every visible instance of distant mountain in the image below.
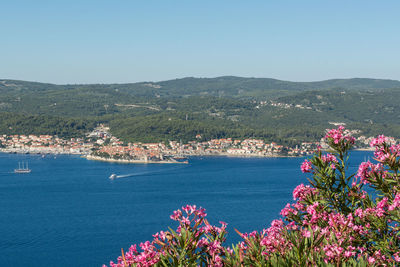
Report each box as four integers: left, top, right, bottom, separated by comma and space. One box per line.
308, 78, 400, 90
1, 76, 400, 99
154, 76, 400, 98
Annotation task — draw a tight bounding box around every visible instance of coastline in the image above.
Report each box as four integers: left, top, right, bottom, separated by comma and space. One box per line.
85, 153, 301, 164
0, 147, 374, 163
0, 148, 302, 161
85, 155, 188, 164
0, 148, 305, 162
0, 147, 86, 155
184, 152, 297, 158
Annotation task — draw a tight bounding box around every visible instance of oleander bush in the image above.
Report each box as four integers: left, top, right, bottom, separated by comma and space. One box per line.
105, 126, 400, 266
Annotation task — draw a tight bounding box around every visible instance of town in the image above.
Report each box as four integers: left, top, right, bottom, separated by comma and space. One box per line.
0, 125, 396, 163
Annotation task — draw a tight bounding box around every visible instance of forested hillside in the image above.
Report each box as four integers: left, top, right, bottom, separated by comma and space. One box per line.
1, 77, 400, 144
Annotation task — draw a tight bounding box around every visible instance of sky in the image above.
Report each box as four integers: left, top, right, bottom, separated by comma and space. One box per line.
1, 0, 399, 84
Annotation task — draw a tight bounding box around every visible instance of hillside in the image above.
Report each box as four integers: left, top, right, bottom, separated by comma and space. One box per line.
1, 77, 400, 144
2, 76, 400, 99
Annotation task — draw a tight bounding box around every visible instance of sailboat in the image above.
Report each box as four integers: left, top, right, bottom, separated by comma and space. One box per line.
14, 162, 31, 173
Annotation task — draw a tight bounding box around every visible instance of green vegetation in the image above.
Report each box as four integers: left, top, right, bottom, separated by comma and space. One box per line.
1, 77, 400, 143
105, 131, 400, 265
0, 113, 96, 138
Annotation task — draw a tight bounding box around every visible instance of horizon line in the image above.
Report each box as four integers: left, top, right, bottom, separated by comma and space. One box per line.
1, 75, 400, 86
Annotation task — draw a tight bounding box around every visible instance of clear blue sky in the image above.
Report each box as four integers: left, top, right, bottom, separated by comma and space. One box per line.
1, 0, 399, 84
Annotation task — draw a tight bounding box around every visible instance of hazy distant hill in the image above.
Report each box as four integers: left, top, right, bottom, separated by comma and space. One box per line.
1, 76, 400, 99
153, 76, 400, 98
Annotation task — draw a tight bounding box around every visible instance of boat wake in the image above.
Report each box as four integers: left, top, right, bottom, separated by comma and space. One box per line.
109, 165, 189, 180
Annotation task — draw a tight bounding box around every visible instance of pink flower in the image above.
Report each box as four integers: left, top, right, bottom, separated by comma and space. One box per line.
390, 144, 400, 157
376, 197, 388, 209
182, 204, 196, 215
374, 150, 390, 162
368, 256, 376, 264
370, 135, 388, 147
354, 208, 364, 218
389, 193, 400, 211
322, 153, 338, 163
207, 240, 222, 256
300, 159, 312, 173
280, 203, 296, 217
394, 252, 400, 262
238, 241, 247, 250
170, 209, 182, 220
197, 237, 209, 248
356, 161, 387, 184
302, 229, 311, 238
226, 247, 233, 254
219, 221, 228, 228
152, 231, 166, 241
356, 161, 372, 184
195, 207, 207, 218
325, 126, 355, 145
181, 216, 190, 225
293, 183, 316, 201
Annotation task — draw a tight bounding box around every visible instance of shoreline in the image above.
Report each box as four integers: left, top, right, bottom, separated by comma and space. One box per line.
183, 152, 297, 158
0, 149, 300, 161
85, 155, 188, 164
0, 148, 86, 155
0, 147, 375, 163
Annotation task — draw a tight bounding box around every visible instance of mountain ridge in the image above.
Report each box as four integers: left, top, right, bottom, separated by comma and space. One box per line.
2, 76, 400, 89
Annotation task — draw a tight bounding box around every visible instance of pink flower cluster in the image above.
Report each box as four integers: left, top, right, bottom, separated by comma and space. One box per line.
170, 204, 207, 225
369, 135, 400, 165
259, 219, 292, 257
370, 135, 389, 147
279, 185, 399, 264
356, 161, 387, 184
256, 184, 397, 264
275, 131, 400, 264
321, 153, 337, 163
322, 153, 338, 169
325, 126, 355, 145
292, 183, 316, 201
105, 204, 227, 267
300, 159, 312, 173
105, 241, 159, 267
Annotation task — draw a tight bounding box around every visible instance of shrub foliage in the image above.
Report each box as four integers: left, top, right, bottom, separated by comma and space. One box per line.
105, 127, 400, 266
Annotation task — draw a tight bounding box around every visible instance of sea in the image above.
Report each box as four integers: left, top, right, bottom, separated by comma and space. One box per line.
0, 151, 372, 266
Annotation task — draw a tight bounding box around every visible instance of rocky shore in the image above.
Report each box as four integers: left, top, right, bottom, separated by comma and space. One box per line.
85, 155, 188, 164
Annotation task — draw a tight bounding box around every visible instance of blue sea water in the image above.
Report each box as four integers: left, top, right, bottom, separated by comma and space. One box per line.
0, 151, 372, 266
